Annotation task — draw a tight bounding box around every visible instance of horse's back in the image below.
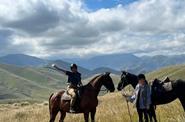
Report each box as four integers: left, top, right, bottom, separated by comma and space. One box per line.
151, 79, 185, 105
172, 79, 185, 94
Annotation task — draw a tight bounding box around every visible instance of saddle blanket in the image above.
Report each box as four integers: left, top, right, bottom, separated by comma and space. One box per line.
163, 82, 173, 92
61, 91, 72, 100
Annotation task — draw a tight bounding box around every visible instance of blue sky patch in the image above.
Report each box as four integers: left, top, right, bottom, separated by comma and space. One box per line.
84, 0, 137, 10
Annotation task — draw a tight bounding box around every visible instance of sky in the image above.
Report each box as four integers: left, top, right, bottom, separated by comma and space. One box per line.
0, 0, 185, 59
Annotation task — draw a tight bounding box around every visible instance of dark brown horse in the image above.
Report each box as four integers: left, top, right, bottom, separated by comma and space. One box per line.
117, 71, 185, 110
117, 71, 185, 122
49, 73, 115, 122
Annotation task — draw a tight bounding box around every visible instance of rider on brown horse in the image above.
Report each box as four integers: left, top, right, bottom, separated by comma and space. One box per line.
52, 63, 83, 113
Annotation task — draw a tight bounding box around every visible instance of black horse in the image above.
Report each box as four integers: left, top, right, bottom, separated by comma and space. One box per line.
117, 71, 185, 121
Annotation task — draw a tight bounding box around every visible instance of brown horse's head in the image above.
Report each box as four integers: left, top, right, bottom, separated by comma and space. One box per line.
101, 72, 115, 92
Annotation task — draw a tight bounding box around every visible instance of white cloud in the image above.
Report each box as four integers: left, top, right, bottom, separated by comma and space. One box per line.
0, 0, 185, 58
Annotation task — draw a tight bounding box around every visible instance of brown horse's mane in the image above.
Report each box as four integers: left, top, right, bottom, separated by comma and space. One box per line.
88, 74, 103, 84
83, 74, 104, 90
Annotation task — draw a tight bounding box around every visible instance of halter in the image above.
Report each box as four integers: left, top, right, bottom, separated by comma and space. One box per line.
120, 74, 129, 90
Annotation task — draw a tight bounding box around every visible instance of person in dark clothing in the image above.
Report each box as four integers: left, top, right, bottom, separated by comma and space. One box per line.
124, 74, 151, 122
52, 63, 82, 113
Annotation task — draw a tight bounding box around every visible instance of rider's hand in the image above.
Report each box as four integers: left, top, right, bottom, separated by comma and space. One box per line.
52, 64, 56, 68
122, 92, 128, 97
126, 97, 130, 102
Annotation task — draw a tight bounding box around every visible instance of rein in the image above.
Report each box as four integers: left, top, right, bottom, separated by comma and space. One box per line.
120, 77, 129, 89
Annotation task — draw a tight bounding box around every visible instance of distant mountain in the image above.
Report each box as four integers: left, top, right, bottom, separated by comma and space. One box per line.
140, 54, 185, 72
0, 54, 47, 67
91, 67, 121, 75
66, 53, 185, 74
70, 53, 141, 70
1, 53, 185, 75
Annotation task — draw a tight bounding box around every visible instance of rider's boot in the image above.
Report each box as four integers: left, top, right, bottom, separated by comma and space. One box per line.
70, 95, 76, 113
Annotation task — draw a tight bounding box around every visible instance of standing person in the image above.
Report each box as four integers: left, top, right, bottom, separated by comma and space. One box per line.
124, 74, 151, 122
52, 63, 83, 113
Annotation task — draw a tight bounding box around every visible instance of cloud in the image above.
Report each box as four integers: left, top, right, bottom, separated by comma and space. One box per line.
0, 0, 185, 58
4, 3, 60, 34
0, 29, 14, 54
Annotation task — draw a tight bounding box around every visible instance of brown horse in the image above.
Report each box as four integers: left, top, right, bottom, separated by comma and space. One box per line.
49, 72, 115, 122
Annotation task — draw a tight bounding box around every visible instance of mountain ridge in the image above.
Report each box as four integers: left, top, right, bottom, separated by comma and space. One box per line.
1, 53, 185, 74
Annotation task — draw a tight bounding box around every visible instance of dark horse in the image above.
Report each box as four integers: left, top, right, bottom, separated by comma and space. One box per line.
117, 71, 185, 121
49, 73, 115, 122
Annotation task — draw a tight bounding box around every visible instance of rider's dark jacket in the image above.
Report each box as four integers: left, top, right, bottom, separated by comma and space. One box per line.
66, 71, 81, 87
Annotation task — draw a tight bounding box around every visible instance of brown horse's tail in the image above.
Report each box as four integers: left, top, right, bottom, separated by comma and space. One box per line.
49, 93, 54, 114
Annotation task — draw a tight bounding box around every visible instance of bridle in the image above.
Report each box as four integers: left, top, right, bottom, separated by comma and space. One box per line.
120, 74, 129, 90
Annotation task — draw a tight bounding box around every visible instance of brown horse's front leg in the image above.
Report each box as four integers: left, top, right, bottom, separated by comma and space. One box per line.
90, 109, 96, 122
84, 112, 89, 122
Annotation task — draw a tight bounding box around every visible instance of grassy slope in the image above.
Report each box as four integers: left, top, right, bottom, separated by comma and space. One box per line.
0, 67, 53, 101
146, 64, 185, 81
0, 64, 68, 102
0, 93, 184, 122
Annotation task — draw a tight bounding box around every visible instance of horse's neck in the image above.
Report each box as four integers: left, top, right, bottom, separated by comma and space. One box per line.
128, 74, 138, 88
88, 75, 103, 94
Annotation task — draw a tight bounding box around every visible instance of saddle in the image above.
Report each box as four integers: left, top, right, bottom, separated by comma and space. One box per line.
162, 77, 171, 84
61, 87, 84, 101
152, 77, 173, 94
61, 91, 72, 101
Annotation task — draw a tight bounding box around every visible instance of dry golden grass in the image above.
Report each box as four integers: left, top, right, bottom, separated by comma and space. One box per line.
0, 92, 184, 122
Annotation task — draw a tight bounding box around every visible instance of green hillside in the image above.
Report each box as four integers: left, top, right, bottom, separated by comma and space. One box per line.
146, 64, 185, 81
0, 64, 68, 102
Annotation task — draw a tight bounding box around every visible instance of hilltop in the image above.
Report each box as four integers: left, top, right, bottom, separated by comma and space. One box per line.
146, 64, 185, 80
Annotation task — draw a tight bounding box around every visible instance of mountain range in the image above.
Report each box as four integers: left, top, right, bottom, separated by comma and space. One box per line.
64, 53, 185, 73
0, 54, 47, 67
1, 53, 185, 74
